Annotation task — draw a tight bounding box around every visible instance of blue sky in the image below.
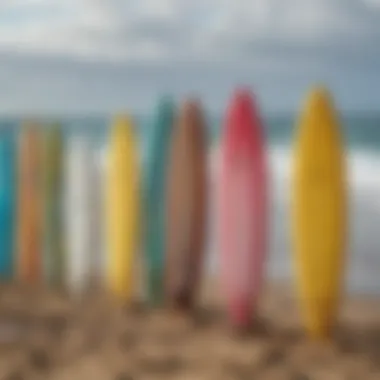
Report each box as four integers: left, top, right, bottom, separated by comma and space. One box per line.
0, 0, 379, 115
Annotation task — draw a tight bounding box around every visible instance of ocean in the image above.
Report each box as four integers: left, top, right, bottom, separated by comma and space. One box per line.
1, 113, 379, 295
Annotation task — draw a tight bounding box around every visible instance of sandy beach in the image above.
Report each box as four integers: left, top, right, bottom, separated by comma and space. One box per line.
0, 280, 379, 380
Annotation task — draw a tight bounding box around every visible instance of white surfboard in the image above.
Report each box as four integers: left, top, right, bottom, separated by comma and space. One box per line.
91, 145, 106, 287
64, 136, 96, 295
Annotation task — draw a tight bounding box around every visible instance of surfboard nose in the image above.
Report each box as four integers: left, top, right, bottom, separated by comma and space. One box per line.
178, 98, 205, 130
225, 88, 260, 132
231, 87, 258, 110
112, 114, 134, 134
182, 97, 200, 111
303, 85, 336, 119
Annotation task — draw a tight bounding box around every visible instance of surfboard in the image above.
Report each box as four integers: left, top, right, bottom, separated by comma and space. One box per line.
219, 89, 268, 329
64, 136, 96, 295
91, 146, 107, 288
165, 99, 207, 310
144, 98, 175, 305
291, 87, 346, 339
89, 145, 105, 289
42, 124, 64, 287
105, 115, 140, 300
17, 124, 43, 284
0, 128, 16, 280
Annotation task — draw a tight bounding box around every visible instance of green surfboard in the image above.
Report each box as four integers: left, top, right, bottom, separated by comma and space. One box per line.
144, 98, 175, 305
43, 124, 64, 287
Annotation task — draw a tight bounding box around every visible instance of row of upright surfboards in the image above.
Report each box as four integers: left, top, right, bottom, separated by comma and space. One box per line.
1, 126, 103, 289
0, 86, 346, 340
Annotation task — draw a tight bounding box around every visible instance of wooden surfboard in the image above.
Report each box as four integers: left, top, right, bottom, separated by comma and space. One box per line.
219, 89, 268, 329
145, 98, 175, 305
291, 87, 346, 339
0, 128, 16, 280
64, 136, 95, 295
105, 115, 140, 301
17, 124, 43, 284
42, 124, 64, 287
165, 98, 207, 310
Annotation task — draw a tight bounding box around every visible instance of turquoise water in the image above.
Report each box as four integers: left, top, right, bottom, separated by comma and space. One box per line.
1, 113, 379, 151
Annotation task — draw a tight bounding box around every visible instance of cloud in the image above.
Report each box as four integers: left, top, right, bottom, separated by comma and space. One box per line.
0, 0, 379, 113
0, 0, 379, 63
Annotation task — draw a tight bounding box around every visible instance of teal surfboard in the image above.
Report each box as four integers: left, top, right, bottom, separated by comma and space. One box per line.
144, 98, 175, 305
43, 124, 64, 287
0, 127, 16, 280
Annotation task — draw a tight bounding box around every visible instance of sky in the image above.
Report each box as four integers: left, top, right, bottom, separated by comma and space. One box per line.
0, 0, 380, 115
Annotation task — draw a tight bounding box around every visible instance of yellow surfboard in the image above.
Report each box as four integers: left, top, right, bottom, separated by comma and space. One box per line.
291, 87, 347, 340
105, 115, 140, 300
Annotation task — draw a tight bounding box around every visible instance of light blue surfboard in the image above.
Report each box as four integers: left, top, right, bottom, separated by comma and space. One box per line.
0, 128, 16, 280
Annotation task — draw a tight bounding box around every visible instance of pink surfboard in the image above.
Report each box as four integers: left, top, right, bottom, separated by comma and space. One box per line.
218, 88, 268, 329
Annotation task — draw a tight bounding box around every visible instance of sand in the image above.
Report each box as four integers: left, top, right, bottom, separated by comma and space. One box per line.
0, 280, 379, 380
